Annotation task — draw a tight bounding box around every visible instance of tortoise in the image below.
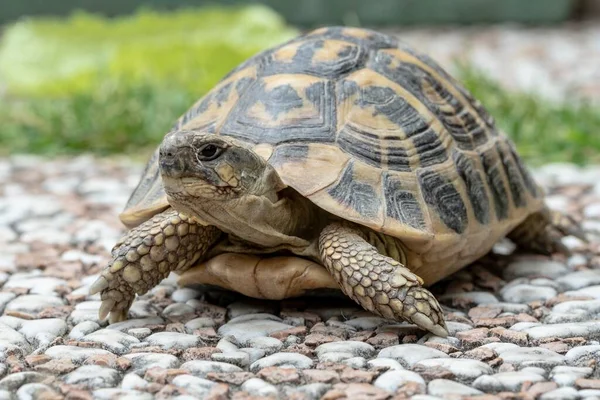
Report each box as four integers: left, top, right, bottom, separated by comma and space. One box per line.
90, 26, 582, 337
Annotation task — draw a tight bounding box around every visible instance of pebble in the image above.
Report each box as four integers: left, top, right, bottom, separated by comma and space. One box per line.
19, 318, 67, 346
171, 375, 216, 398
292, 383, 331, 400
500, 283, 558, 302
0, 372, 47, 391
216, 337, 238, 353
181, 360, 243, 378
473, 371, 545, 392
217, 314, 293, 343
106, 317, 164, 332
550, 366, 593, 386
69, 321, 100, 340
171, 288, 201, 303
249, 352, 313, 372
3, 275, 67, 295
378, 344, 449, 368
315, 341, 376, 359
498, 347, 565, 368
503, 259, 569, 280
5, 294, 65, 314
0, 294, 16, 315
245, 336, 283, 355
428, 379, 483, 396
121, 373, 148, 390
366, 358, 405, 371
413, 358, 492, 381
127, 328, 152, 340
239, 348, 266, 364
540, 387, 580, 400
565, 345, 600, 366
344, 317, 388, 330
123, 353, 180, 375
557, 270, 600, 290
439, 292, 499, 305
82, 329, 139, 355
524, 322, 600, 340
0, 323, 30, 352
93, 389, 153, 400
145, 332, 200, 350
45, 345, 112, 363
63, 365, 121, 389
16, 383, 61, 400
184, 317, 216, 332
241, 378, 279, 397
162, 303, 195, 317
69, 301, 103, 325
211, 351, 250, 367
374, 370, 425, 392
342, 357, 367, 369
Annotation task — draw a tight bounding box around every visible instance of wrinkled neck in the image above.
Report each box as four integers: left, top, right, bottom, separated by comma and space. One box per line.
174, 189, 319, 250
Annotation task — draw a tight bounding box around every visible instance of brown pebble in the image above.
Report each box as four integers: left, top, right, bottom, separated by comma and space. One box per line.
366, 333, 399, 348
456, 328, 490, 346
424, 342, 459, 354
84, 353, 117, 368
463, 347, 498, 362
206, 372, 255, 386
473, 316, 518, 328
576, 378, 600, 389
303, 369, 340, 384
182, 347, 222, 362
526, 381, 558, 397
350, 330, 375, 342
391, 381, 426, 399
339, 368, 376, 383
115, 357, 132, 371
257, 367, 301, 384
490, 327, 528, 346
540, 341, 569, 354
64, 389, 93, 400
281, 344, 313, 357
145, 367, 168, 384
322, 383, 389, 400
205, 383, 229, 400
304, 333, 343, 347
34, 358, 77, 374
25, 354, 51, 367
468, 306, 501, 319
402, 334, 418, 344
413, 364, 456, 381
269, 326, 307, 340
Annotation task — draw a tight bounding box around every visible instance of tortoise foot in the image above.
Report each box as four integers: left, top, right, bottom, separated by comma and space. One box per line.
318, 222, 448, 337
90, 209, 220, 323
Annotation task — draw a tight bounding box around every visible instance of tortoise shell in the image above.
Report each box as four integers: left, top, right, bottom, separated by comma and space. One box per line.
122, 26, 543, 250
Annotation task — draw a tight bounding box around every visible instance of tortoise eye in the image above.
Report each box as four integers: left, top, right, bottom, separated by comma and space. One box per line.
197, 144, 223, 161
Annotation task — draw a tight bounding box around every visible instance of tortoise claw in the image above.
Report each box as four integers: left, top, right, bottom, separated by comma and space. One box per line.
89, 276, 109, 296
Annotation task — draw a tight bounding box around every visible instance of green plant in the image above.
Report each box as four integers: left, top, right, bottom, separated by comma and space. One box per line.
459, 66, 600, 165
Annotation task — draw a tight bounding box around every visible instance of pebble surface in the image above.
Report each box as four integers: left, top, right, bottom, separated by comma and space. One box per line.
0, 24, 599, 398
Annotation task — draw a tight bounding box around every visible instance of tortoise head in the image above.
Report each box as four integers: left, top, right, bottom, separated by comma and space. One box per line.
159, 130, 285, 204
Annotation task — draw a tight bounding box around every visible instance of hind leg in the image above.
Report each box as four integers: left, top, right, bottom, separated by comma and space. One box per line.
508, 207, 586, 255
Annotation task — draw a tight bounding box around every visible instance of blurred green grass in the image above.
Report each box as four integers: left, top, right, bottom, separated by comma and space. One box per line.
0, 6, 598, 164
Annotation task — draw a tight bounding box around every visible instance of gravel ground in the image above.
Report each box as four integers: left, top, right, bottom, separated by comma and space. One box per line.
386, 22, 600, 104
0, 155, 599, 400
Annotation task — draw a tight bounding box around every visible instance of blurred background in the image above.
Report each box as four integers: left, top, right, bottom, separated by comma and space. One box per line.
0, 0, 598, 165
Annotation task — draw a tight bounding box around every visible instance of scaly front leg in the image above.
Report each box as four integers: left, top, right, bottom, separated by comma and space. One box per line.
90, 209, 221, 323
318, 222, 448, 337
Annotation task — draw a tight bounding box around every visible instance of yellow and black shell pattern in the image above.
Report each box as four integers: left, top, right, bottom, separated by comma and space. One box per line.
123, 26, 543, 248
